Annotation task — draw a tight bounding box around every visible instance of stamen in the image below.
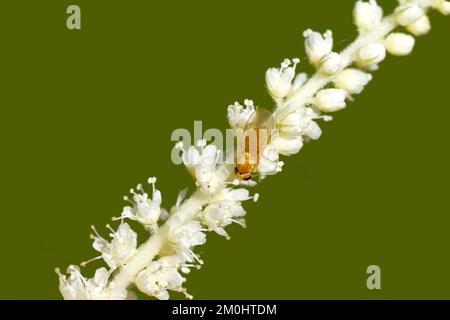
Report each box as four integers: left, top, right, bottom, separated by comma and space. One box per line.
80, 256, 101, 267
188, 249, 204, 265
147, 177, 157, 184
180, 288, 193, 300
54, 268, 63, 278
90, 225, 101, 238
106, 224, 115, 235
281, 58, 291, 69
181, 267, 190, 274
231, 218, 246, 228
68, 265, 88, 285
244, 99, 254, 107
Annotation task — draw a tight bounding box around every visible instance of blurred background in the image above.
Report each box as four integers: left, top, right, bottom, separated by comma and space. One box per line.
0, 0, 449, 299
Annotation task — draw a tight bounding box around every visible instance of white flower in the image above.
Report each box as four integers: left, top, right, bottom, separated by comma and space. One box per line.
227, 100, 255, 130
195, 165, 225, 195
406, 15, 431, 36
297, 107, 326, 141
84, 268, 120, 300
200, 188, 253, 238
187, 143, 219, 170
115, 178, 164, 229
354, 0, 383, 31
57, 265, 89, 300
334, 68, 373, 95
395, 3, 424, 26
265, 58, 300, 99
57, 266, 127, 300
385, 33, 415, 56
181, 146, 201, 171
303, 29, 333, 65
315, 89, 347, 112
135, 257, 187, 300
167, 217, 206, 264
272, 105, 326, 156
319, 52, 342, 75
201, 203, 246, 238
89, 223, 137, 269
357, 42, 386, 65
181, 141, 224, 195
273, 131, 304, 156
256, 144, 284, 177
273, 110, 304, 155
437, 1, 450, 15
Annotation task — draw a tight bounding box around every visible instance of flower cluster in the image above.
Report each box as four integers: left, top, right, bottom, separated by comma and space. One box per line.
58, 0, 448, 300
89, 223, 137, 269
179, 140, 229, 194
113, 178, 168, 231
135, 182, 258, 299
266, 0, 449, 119
201, 187, 258, 238
57, 173, 258, 299
56, 266, 128, 300
135, 256, 190, 300
265, 59, 302, 99
227, 98, 329, 179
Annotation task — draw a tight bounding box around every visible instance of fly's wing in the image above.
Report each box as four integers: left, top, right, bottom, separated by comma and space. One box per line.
244, 107, 274, 131
242, 108, 274, 165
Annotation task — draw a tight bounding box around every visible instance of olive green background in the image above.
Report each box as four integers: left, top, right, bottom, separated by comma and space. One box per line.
0, 0, 449, 299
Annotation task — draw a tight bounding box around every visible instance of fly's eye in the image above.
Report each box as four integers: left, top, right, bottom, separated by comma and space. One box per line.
243, 175, 251, 181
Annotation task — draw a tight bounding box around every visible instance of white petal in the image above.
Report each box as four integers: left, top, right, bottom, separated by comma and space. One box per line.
353, 0, 383, 30
303, 120, 322, 140
315, 88, 347, 112
406, 15, 431, 36
226, 188, 250, 201
385, 33, 415, 56
182, 146, 200, 166
303, 29, 334, 65
334, 68, 372, 95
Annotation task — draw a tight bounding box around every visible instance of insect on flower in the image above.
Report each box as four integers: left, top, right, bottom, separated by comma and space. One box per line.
235, 107, 276, 181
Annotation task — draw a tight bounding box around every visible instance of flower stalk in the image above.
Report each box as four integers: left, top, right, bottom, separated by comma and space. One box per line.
57, 0, 449, 300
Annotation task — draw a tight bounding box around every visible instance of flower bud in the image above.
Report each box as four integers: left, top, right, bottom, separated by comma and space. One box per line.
395, 3, 424, 26
265, 67, 294, 98
319, 52, 342, 75
406, 15, 431, 36
315, 88, 347, 112
437, 1, 450, 15
385, 33, 415, 56
303, 29, 333, 65
353, 0, 383, 31
334, 68, 373, 95
357, 42, 386, 65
